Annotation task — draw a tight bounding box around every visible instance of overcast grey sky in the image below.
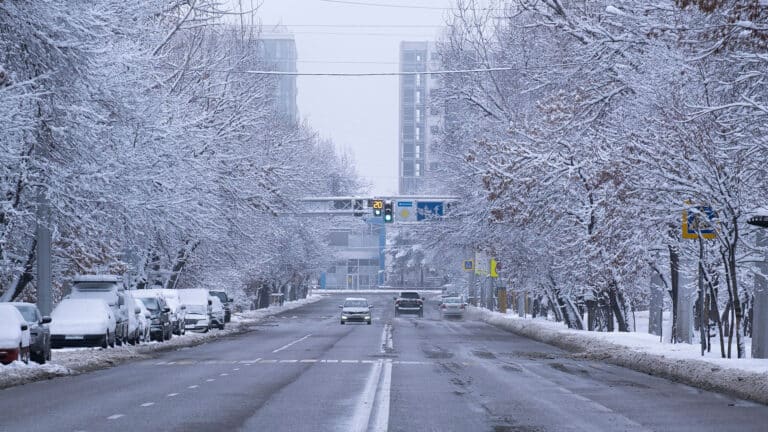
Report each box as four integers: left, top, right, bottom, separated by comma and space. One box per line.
232, 0, 452, 195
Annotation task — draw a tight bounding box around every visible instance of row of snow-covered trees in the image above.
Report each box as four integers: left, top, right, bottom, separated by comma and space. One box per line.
423, 0, 768, 357
0, 2, 360, 306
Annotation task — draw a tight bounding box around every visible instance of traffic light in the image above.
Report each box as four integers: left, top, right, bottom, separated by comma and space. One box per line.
372, 199, 383, 217
384, 201, 394, 223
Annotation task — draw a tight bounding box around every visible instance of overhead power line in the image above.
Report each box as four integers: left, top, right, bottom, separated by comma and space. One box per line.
318, 0, 449, 10
176, 67, 516, 76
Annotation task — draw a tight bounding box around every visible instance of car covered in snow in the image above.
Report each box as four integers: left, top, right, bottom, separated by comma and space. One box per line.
133, 291, 173, 341
179, 289, 212, 332
209, 290, 232, 323
6, 302, 52, 363
50, 298, 117, 349
209, 295, 226, 330
0, 304, 31, 364
134, 298, 151, 343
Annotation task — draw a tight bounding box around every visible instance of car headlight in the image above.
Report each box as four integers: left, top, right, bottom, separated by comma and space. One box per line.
341, 315, 348, 320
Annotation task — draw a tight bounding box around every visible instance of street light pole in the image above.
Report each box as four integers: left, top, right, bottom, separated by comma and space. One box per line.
747, 213, 768, 359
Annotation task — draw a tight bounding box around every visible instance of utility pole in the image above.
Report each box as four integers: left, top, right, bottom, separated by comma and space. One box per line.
748, 213, 768, 358
36, 188, 52, 316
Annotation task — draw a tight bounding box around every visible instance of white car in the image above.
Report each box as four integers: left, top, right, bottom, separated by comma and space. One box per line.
126, 296, 147, 345
0, 304, 31, 364
209, 296, 226, 330
135, 299, 152, 343
178, 289, 212, 332
339, 297, 373, 325
50, 298, 117, 349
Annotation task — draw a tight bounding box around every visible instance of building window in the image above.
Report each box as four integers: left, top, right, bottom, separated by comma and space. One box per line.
415, 127, 421, 141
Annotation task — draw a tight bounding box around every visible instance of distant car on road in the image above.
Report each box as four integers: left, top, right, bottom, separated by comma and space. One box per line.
394, 291, 424, 317
50, 298, 116, 349
7, 302, 51, 363
340, 297, 373, 325
439, 296, 467, 319
0, 304, 31, 364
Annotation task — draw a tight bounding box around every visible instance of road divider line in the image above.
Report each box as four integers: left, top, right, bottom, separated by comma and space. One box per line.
349, 360, 383, 432
206, 379, 215, 382
188, 385, 199, 389
220, 373, 229, 376
380, 324, 394, 354
167, 393, 179, 397
272, 334, 312, 353
107, 414, 124, 420
371, 360, 393, 432
140, 402, 155, 407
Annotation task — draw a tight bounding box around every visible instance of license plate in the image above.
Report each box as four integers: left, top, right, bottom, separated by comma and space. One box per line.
65, 335, 84, 340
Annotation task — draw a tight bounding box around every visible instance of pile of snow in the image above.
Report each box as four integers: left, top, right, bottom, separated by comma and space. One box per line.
472, 308, 768, 404
0, 295, 322, 390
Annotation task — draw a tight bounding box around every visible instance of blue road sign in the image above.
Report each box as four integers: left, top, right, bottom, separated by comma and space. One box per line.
397, 201, 413, 207
417, 201, 444, 221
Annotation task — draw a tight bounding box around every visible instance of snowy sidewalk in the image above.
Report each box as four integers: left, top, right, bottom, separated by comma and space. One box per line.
473, 308, 768, 404
0, 295, 322, 390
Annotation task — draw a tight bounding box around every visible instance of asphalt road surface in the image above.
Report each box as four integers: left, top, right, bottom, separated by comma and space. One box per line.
2, 293, 767, 432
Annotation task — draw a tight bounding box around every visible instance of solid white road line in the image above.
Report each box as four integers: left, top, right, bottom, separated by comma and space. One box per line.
348, 360, 383, 432
272, 334, 312, 353
107, 414, 124, 420
371, 360, 393, 432
379, 324, 394, 354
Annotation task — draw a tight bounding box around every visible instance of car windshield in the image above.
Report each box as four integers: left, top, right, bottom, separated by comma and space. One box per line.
443, 298, 462, 304
140, 297, 159, 311
344, 300, 368, 308
210, 292, 227, 303
13, 305, 38, 322
186, 305, 207, 314
400, 292, 420, 299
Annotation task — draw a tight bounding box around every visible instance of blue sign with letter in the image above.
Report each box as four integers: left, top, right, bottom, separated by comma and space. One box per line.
417, 201, 444, 221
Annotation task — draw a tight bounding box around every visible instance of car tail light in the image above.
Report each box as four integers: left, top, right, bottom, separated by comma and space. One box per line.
0, 348, 19, 362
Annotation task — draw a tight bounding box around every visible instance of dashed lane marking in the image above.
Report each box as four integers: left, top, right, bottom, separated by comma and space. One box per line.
167, 393, 179, 397
300, 359, 318, 363
272, 334, 312, 353
140, 402, 155, 407
207, 379, 216, 382
188, 385, 199, 389
220, 373, 229, 376
106, 414, 124, 420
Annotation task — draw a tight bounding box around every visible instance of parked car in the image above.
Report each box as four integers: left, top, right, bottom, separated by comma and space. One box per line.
134, 292, 173, 341
0, 304, 31, 364
209, 290, 232, 323
134, 298, 151, 343
339, 297, 373, 325
209, 296, 226, 330
439, 296, 467, 319
50, 298, 116, 349
7, 302, 51, 363
179, 289, 212, 332
158, 289, 186, 335
67, 275, 129, 345
125, 296, 146, 345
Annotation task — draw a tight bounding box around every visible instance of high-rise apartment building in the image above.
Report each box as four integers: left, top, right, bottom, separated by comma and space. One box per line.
398, 41, 440, 195
259, 29, 298, 124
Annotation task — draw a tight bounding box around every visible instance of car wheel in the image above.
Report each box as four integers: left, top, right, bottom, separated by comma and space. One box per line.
367, 320, 372, 325
340, 320, 345, 325
219, 322, 225, 330
32, 351, 45, 364
109, 331, 116, 348
20, 345, 29, 364
101, 332, 109, 349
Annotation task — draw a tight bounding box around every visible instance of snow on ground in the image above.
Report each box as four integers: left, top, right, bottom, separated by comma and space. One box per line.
0, 295, 322, 390
472, 308, 768, 404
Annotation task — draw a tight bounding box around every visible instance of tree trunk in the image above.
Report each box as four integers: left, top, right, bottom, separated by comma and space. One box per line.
669, 245, 680, 343
0, 238, 37, 302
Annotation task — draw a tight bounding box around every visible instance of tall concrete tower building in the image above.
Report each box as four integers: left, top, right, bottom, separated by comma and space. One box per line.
259, 28, 298, 124
398, 41, 439, 195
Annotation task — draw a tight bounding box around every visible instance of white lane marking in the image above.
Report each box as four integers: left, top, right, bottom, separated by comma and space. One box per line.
233, 368, 240, 371
349, 360, 383, 432
371, 360, 393, 432
323, 359, 339, 363
279, 359, 298, 363
260, 359, 277, 364
167, 393, 179, 397
341, 360, 359, 364
379, 324, 393, 354
141, 402, 155, 407
220, 373, 229, 376
300, 359, 318, 363
207, 379, 216, 382
188, 385, 199, 389
272, 334, 312, 353
107, 414, 124, 420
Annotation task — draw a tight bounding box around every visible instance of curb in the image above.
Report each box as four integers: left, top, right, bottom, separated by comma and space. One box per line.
474, 308, 768, 405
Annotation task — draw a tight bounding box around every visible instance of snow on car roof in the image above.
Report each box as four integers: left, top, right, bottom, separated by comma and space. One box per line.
344, 297, 367, 301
